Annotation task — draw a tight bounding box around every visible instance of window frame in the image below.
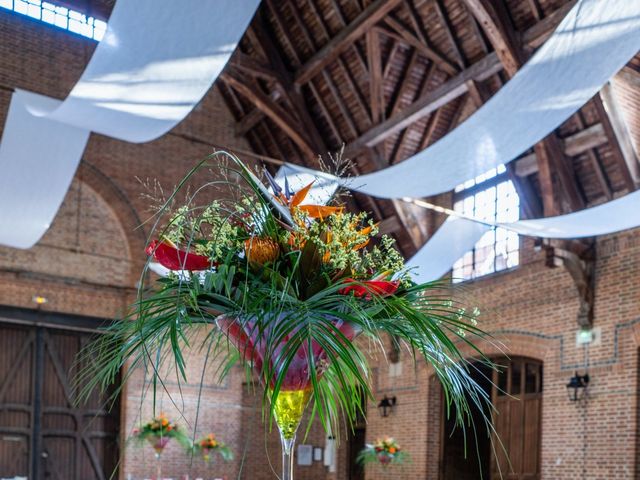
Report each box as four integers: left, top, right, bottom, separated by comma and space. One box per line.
452, 170, 521, 282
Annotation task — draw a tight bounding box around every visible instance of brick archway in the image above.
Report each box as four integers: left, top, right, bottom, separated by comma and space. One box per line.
426, 331, 556, 480
77, 162, 147, 286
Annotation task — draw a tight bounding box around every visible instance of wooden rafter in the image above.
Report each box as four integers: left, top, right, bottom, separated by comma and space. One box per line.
229, 52, 279, 81
250, 12, 328, 156
574, 112, 613, 200
462, 0, 522, 77
534, 133, 585, 212
303, 0, 372, 126
295, 0, 403, 85
367, 28, 384, 124
432, 0, 467, 68
221, 67, 317, 160
596, 85, 640, 190
346, 52, 502, 153
514, 123, 610, 177
382, 15, 458, 75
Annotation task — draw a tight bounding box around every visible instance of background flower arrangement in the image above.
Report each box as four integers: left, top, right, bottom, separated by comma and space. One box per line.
77, 151, 493, 479
131, 414, 191, 456
193, 433, 234, 463
357, 437, 408, 467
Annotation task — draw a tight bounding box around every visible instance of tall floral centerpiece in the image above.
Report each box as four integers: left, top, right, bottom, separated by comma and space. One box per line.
79, 153, 490, 480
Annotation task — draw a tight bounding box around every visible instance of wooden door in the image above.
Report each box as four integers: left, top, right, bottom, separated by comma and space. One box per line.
0, 322, 120, 479
491, 358, 542, 480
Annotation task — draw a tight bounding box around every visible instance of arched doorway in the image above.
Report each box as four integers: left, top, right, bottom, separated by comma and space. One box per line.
439, 357, 543, 480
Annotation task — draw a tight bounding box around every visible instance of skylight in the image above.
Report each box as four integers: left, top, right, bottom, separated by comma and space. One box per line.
0, 0, 107, 41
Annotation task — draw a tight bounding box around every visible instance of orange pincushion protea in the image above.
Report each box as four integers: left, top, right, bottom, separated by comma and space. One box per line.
245, 237, 280, 265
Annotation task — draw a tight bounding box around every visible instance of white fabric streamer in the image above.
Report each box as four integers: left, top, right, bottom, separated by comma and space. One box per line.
409, 191, 640, 282
288, 0, 640, 199
0, 91, 90, 248
501, 190, 640, 239
0, 0, 259, 248
30, 0, 260, 143
406, 217, 491, 282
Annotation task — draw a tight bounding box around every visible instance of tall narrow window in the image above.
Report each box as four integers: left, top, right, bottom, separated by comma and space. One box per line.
452, 165, 520, 281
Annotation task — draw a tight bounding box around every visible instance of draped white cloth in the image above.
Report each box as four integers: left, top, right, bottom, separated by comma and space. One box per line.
408, 191, 640, 282
288, 0, 640, 199
0, 0, 259, 248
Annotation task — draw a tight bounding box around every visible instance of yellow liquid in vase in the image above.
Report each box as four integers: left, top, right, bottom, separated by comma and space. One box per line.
272, 389, 311, 440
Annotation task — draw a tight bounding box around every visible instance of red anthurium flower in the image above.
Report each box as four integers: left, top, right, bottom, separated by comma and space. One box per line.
339, 279, 400, 299
146, 240, 211, 271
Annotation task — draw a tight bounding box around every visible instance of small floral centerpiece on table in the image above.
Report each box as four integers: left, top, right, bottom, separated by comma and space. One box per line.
132, 414, 190, 458
193, 433, 234, 463
79, 152, 491, 480
357, 437, 407, 467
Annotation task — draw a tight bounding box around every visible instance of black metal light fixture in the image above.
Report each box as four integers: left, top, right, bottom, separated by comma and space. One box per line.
377, 395, 396, 417
566, 371, 590, 402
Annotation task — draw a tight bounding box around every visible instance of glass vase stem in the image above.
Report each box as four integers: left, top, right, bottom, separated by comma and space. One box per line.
280, 434, 295, 480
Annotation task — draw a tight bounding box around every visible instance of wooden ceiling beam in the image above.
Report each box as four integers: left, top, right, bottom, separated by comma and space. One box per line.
236, 90, 282, 135
313, 0, 370, 87
514, 123, 609, 176
367, 29, 384, 124
461, 0, 523, 77
536, 133, 585, 212
382, 16, 458, 75
346, 52, 502, 153
522, 0, 577, 50
387, 49, 421, 118
432, 0, 467, 68
616, 66, 640, 89
251, 10, 329, 156
534, 141, 559, 216
229, 52, 279, 81
294, 0, 372, 127
402, 0, 461, 72
294, 0, 403, 85
221, 67, 317, 160
390, 63, 438, 164
575, 112, 612, 200
596, 85, 640, 190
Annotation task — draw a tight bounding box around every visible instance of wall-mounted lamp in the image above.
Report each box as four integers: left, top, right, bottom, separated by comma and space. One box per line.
566, 371, 589, 402
32, 295, 48, 305
377, 395, 396, 417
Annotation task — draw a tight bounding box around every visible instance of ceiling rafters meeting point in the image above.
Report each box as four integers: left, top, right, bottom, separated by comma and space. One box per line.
221, 67, 318, 161
294, 0, 404, 86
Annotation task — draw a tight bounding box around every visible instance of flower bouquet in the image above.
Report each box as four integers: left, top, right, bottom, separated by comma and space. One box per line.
132, 414, 191, 458
78, 152, 491, 480
357, 437, 407, 467
193, 433, 234, 463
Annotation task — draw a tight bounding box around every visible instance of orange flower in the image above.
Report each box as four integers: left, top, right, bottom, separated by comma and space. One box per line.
297, 205, 344, 219
245, 237, 280, 266
388, 447, 397, 454
161, 419, 169, 427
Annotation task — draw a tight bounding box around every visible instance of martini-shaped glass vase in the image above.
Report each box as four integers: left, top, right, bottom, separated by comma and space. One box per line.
217, 313, 357, 480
